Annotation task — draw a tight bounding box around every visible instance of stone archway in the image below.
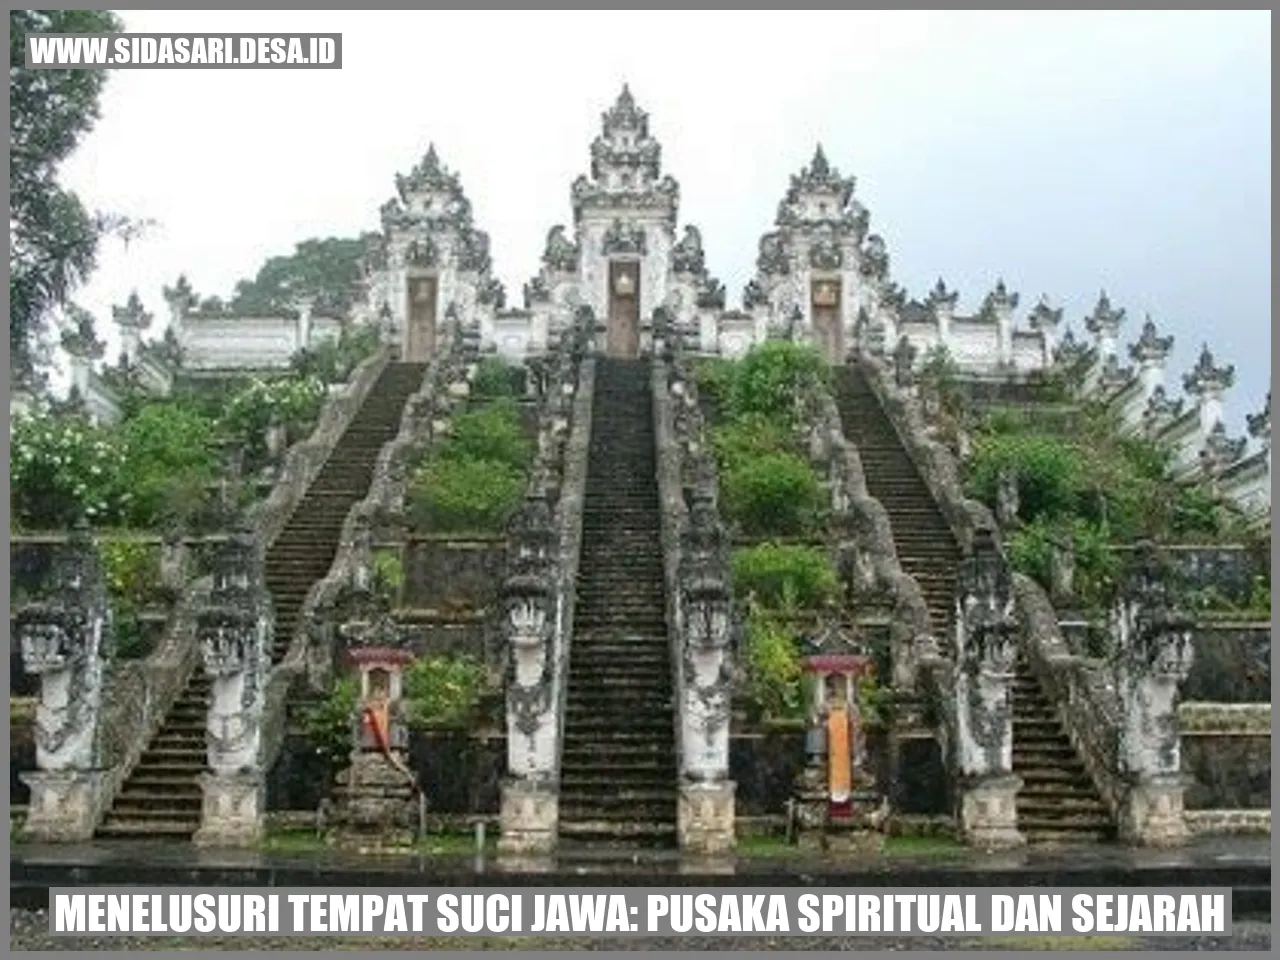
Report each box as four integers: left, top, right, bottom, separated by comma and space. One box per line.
606, 260, 641, 358
404, 275, 438, 363
811, 278, 844, 364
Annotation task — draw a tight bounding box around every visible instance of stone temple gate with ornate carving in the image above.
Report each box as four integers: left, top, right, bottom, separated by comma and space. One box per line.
15, 86, 1267, 859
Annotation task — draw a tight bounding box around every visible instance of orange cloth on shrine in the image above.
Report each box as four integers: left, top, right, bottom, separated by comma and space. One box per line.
364, 701, 391, 754
827, 706, 852, 803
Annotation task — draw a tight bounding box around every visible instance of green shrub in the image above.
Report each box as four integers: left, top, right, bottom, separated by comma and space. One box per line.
221, 375, 325, 444
691, 357, 738, 408
300, 677, 360, 769
743, 603, 804, 720
727, 341, 829, 425
99, 536, 163, 605
732, 542, 839, 610
441, 399, 531, 472
403, 655, 488, 729
1005, 518, 1121, 610
709, 415, 794, 472
967, 432, 1085, 524
722, 451, 823, 537
471, 357, 520, 398
291, 325, 381, 385
11, 412, 130, 528
409, 457, 524, 534
370, 548, 405, 600
115, 403, 219, 529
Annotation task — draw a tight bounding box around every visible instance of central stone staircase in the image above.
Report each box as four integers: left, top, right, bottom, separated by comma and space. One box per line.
558, 357, 678, 849
1011, 660, 1114, 843
833, 365, 962, 634
97, 361, 427, 840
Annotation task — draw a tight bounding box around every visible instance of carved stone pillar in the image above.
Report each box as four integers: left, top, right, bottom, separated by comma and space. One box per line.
499, 483, 561, 854
193, 529, 274, 847
953, 529, 1024, 850
1111, 544, 1194, 847
676, 476, 737, 855
15, 524, 113, 842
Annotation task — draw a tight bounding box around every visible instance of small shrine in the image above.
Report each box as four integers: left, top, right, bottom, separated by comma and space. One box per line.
330, 610, 422, 848
792, 624, 886, 854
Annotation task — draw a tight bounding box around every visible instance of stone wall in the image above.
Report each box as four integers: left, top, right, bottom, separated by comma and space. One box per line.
402, 536, 506, 613
1183, 622, 1270, 703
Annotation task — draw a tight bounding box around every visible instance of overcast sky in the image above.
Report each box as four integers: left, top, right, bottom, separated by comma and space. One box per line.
63, 10, 1270, 431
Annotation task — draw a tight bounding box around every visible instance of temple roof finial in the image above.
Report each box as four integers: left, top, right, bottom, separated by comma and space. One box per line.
1182, 342, 1236, 396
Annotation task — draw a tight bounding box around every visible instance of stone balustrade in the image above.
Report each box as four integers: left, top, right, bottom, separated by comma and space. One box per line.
498, 309, 595, 854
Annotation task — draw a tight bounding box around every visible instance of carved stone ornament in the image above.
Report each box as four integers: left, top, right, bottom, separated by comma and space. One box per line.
14, 523, 112, 771
542, 225, 580, 273
671, 225, 706, 276
602, 218, 647, 256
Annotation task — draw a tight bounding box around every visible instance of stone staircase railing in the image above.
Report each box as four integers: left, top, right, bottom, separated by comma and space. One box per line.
498, 308, 595, 855
14, 346, 394, 842
651, 310, 738, 854
856, 349, 1196, 845
799, 370, 958, 821
258, 328, 474, 779
246, 346, 394, 551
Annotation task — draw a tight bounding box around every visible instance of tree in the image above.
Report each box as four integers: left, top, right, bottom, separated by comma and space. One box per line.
227, 233, 380, 317
9, 9, 124, 387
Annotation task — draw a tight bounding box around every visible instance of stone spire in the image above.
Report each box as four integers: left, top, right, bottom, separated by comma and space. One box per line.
982, 279, 1020, 366
111, 292, 153, 366
1247, 392, 1270, 444
926, 278, 959, 341
1027, 296, 1063, 365
573, 84, 678, 226
774, 144, 867, 238
1126, 315, 1174, 405
1182, 343, 1235, 437
1084, 290, 1125, 360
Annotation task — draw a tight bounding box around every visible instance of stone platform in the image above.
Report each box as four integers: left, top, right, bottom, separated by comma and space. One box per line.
10, 837, 1270, 918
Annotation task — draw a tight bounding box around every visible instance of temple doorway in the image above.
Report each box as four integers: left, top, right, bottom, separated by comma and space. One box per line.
405, 276, 438, 363
811, 279, 844, 364
606, 260, 641, 358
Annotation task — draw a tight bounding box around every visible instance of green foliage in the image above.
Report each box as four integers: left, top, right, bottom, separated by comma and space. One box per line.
220, 375, 325, 444
99, 536, 163, 605
471, 356, 520, 398
1249, 575, 1271, 616
441, 399, 531, 472
742, 602, 804, 720
290, 325, 381, 385
709, 415, 793, 471
370, 548, 405, 601
228, 234, 378, 317
403, 655, 489, 729
10, 411, 130, 527
407, 398, 531, 534
732, 542, 839, 610
9, 9, 125, 384
968, 432, 1085, 523
727, 341, 829, 425
1005, 518, 1120, 609
409, 458, 525, 534
115, 403, 219, 529
300, 678, 360, 770
721, 451, 823, 537
691, 357, 737, 408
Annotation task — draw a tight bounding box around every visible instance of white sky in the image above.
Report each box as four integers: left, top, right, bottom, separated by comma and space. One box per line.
62, 10, 1270, 429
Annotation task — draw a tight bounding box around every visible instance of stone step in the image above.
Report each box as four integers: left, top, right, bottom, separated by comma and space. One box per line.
97, 818, 198, 838
557, 821, 677, 844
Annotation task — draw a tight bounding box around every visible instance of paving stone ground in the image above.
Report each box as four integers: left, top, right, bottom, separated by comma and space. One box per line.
11, 910, 1271, 951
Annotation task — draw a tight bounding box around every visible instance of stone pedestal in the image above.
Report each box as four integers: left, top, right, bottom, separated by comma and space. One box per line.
678, 779, 736, 855
1119, 773, 1192, 848
826, 787, 888, 855
333, 752, 419, 848
498, 778, 558, 854
20, 770, 109, 842
193, 772, 266, 848
959, 774, 1025, 850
